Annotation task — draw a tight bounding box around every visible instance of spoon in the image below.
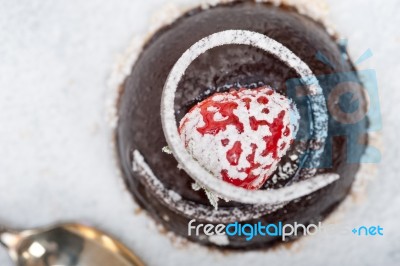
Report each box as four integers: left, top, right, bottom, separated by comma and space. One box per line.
0, 223, 145, 266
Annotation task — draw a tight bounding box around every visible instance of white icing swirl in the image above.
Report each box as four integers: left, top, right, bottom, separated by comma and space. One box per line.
161, 30, 334, 204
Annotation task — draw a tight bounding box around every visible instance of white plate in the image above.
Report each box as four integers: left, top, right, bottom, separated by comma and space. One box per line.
0, 0, 399, 265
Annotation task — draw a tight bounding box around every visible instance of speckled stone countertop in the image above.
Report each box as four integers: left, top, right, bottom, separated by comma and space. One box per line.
0, 0, 399, 265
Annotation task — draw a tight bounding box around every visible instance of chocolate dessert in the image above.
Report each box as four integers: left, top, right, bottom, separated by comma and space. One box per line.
115, 1, 368, 249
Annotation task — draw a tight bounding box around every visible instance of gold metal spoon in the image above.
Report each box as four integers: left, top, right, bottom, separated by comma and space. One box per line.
0, 223, 145, 266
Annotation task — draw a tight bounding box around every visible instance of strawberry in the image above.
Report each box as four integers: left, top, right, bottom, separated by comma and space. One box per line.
179, 86, 299, 190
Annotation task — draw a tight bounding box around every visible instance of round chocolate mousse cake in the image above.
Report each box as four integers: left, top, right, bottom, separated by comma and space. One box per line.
115, 1, 368, 249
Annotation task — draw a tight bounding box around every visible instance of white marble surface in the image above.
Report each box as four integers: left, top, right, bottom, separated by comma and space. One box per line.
0, 0, 399, 265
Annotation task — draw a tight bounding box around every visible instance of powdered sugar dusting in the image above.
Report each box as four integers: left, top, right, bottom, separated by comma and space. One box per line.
208, 234, 230, 246
179, 87, 299, 190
